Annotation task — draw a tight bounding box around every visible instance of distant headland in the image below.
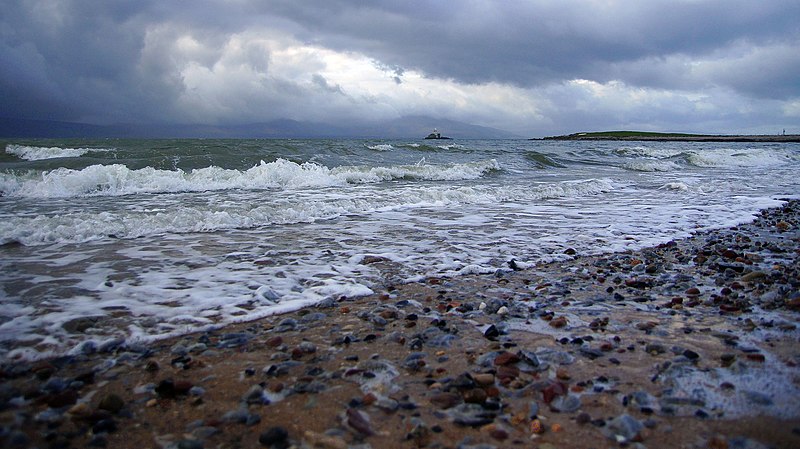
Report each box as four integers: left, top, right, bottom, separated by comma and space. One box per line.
536, 131, 800, 142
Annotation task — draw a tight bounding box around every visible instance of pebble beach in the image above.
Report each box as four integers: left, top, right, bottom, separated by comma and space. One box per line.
1, 200, 798, 449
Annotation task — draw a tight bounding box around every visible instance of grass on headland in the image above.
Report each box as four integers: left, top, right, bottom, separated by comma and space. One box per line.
542, 131, 709, 140
537, 130, 800, 142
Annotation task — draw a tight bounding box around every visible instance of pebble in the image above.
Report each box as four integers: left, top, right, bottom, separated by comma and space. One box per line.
550, 394, 581, 413
602, 414, 643, 443
258, 426, 289, 448
97, 393, 125, 413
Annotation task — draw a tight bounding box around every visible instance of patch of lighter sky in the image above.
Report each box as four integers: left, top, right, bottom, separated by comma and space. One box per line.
783, 100, 800, 118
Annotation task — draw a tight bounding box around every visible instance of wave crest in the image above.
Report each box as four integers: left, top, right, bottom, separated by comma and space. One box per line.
5, 144, 111, 161
0, 158, 502, 198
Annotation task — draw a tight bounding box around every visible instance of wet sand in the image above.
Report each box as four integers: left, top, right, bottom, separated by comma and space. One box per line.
1, 201, 799, 449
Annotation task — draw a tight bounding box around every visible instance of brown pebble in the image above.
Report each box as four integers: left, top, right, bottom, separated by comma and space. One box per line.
97, 394, 125, 414
346, 408, 374, 436
472, 373, 495, 387
686, 287, 701, 296
430, 392, 461, 409
549, 316, 568, 328
362, 393, 377, 406
463, 388, 487, 404
266, 336, 283, 347
494, 351, 520, 366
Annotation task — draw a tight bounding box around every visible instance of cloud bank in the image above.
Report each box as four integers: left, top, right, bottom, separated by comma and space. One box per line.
2, 0, 798, 136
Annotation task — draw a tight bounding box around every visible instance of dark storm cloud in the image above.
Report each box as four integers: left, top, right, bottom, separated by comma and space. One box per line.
266, 0, 800, 92
1, 0, 798, 133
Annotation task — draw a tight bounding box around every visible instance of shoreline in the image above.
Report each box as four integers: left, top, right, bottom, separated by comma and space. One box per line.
1, 201, 799, 448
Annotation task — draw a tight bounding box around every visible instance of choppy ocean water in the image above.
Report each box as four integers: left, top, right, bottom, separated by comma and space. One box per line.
1, 138, 798, 360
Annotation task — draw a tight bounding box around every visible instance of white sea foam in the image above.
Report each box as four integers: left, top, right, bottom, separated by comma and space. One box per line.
5, 144, 111, 160
617, 146, 796, 169
0, 178, 614, 246
622, 160, 682, 172
0, 158, 501, 198
366, 144, 394, 151
685, 148, 796, 168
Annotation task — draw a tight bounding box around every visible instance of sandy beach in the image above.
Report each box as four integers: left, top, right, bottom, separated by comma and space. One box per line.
1, 200, 799, 449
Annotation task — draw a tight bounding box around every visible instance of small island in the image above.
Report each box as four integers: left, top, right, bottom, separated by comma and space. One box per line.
424, 128, 452, 140
536, 130, 800, 142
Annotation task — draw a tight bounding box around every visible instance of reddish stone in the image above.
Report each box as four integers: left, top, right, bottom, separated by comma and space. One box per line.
542, 381, 567, 404
494, 351, 520, 366
265, 336, 283, 347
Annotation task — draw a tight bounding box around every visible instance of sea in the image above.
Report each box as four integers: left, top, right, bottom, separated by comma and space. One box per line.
1, 138, 798, 361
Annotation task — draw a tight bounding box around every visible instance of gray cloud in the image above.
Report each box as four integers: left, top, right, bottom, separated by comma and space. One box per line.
1, 0, 798, 134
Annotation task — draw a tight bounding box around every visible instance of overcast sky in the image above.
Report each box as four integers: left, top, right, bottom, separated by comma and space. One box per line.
2, 0, 799, 136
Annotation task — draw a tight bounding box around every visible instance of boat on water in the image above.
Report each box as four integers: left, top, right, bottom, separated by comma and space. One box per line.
424, 128, 452, 140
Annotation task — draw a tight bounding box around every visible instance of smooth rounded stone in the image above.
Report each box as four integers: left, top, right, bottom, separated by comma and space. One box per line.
263, 361, 302, 377
297, 341, 317, 354
34, 408, 64, 424
217, 332, 252, 348
299, 312, 327, 323
516, 350, 548, 372
427, 333, 458, 348
449, 372, 477, 389
629, 391, 657, 409
528, 401, 540, 418
345, 408, 374, 436
222, 408, 261, 426
601, 414, 643, 443
171, 344, 188, 356
430, 392, 462, 409
550, 394, 581, 413
258, 426, 289, 447
243, 385, 269, 405
463, 388, 487, 404
472, 373, 495, 387
535, 348, 575, 366
187, 343, 207, 354
274, 318, 298, 332
292, 380, 327, 394
646, 343, 667, 355
98, 393, 125, 413
43, 377, 69, 393
375, 397, 400, 412
682, 349, 700, 361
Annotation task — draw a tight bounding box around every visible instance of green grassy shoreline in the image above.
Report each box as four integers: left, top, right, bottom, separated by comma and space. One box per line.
537, 130, 800, 142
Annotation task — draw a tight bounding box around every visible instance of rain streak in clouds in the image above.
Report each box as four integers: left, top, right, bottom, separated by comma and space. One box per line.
1, 0, 799, 136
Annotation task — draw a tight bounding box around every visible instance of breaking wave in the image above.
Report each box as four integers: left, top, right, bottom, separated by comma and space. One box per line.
5, 144, 112, 161
0, 178, 614, 246
0, 158, 501, 198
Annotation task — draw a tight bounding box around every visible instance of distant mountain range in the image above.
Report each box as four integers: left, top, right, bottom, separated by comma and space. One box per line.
0, 116, 520, 139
